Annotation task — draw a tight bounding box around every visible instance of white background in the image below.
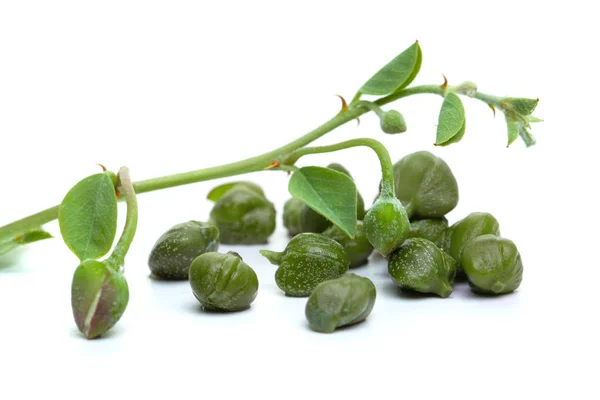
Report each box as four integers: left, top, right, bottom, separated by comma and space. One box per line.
1, 1, 598, 399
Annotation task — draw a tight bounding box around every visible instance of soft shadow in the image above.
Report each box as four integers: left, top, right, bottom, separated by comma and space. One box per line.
184, 299, 252, 316
379, 281, 442, 300
466, 289, 519, 299
69, 326, 123, 341
148, 273, 188, 284
304, 318, 370, 334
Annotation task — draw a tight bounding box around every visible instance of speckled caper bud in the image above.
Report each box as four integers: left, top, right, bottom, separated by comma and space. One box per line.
364, 196, 410, 257
408, 217, 448, 247
392, 151, 459, 219
461, 235, 523, 295
71, 260, 129, 339
322, 221, 373, 268
148, 221, 219, 280
388, 238, 456, 298
189, 251, 259, 311
260, 233, 350, 297
209, 182, 276, 244
441, 212, 500, 277
305, 273, 376, 333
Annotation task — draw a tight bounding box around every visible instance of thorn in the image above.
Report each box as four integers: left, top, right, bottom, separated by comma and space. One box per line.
356, 117, 361, 126
488, 104, 496, 117
336, 95, 348, 113
433, 143, 439, 147
264, 160, 281, 170
97, 163, 107, 172
115, 188, 121, 199
440, 74, 448, 89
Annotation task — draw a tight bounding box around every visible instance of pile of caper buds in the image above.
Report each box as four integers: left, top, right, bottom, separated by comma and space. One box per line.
146, 152, 523, 333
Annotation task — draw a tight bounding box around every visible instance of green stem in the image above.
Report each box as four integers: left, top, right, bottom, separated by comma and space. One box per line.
284, 138, 395, 198
0, 84, 502, 239
106, 167, 138, 271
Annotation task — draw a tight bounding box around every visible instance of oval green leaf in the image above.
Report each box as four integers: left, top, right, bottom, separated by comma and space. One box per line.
504, 97, 539, 116
288, 167, 357, 237
436, 92, 466, 146
359, 41, 422, 96
0, 228, 53, 257
59, 173, 118, 261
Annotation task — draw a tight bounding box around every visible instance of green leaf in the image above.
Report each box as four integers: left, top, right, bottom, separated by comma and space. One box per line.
59, 172, 118, 261
504, 97, 539, 115
359, 41, 422, 96
506, 118, 519, 147
0, 228, 53, 257
206, 181, 265, 202
288, 167, 357, 237
436, 93, 466, 146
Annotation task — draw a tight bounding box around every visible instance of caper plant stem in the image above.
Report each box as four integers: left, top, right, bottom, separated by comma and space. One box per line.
283, 138, 395, 198
106, 167, 138, 271
0, 84, 503, 238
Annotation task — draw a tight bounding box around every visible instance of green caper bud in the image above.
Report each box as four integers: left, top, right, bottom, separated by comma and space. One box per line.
260, 233, 350, 297
380, 110, 407, 134
461, 235, 523, 295
408, 217, 448, 247
283, 197, 331, 236
71, 260, 129, 339
148, 221, 219, 280
305, 273, 376, 333
392, 151, 459, 219
322, 221, 373, 268
189, 251, 259, 311
441, 212, 500, 277
364, 196, 410, 257
209, 183, 276, 244
388, 238, 456, 298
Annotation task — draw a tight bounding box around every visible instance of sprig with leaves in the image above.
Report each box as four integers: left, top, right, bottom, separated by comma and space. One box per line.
0, 40, 541, 261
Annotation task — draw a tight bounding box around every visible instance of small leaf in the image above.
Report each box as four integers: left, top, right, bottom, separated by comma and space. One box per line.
505, 97, 539, 115
59, 173, 118, 261
207, 181, 265, 202
506, 118, 519, 147
436, 93, 466, 146
0, 228, 53, 257
288, 167, 357, 237
359, 41, 422, 96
